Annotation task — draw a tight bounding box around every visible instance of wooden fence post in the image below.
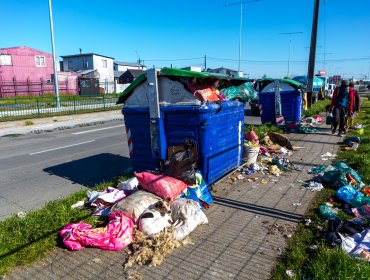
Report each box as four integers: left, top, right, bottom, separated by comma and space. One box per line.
13, 76, 17, 97
40, 77, 43, 96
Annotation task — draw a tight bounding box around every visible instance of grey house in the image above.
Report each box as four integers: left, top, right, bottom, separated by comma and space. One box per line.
61, 53, 114, 93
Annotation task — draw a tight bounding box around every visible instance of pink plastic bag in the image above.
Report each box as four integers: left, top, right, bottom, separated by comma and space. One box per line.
60, 212, 134, 251
244, 130, 259, 144
135, 172, 188, 201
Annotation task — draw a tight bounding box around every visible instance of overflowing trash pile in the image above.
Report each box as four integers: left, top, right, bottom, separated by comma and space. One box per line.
61, 140, 212, 267
226, 130, 302, 185
304, 142, 370, 261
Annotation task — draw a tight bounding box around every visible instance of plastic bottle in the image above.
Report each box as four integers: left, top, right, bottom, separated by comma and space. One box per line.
320, 204, 339, 220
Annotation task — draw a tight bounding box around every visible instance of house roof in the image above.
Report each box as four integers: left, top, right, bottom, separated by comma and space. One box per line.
122, 69, 145, 78
76, 69, 98, 75
209, 67, 239, 72
114, 71, 125, 78
114, 61, 146, 67
61, 53, 114, 59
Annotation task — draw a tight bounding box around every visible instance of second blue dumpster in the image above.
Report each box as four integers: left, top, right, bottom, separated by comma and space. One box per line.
117, 68, 246, 184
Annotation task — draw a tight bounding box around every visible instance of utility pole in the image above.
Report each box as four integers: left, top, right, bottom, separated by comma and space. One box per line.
224, 0, 260, 72
307, 0, 320, 108
204, 54, 207, 72
279, 32, 303, 78
48, 0, 60, 108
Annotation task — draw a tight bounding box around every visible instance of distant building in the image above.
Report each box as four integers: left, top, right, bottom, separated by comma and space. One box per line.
61, 53, 114, 93
181, 66, 202, 72
113, 62, 146, 93
207, 67, 244, 78
0, 46, 78, 97
0, 46, 54, 82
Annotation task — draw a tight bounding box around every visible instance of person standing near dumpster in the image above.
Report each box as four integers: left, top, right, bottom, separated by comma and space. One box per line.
329, 80, 354, 136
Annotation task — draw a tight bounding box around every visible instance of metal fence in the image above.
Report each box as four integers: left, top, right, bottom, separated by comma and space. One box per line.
0, 95, 122, 121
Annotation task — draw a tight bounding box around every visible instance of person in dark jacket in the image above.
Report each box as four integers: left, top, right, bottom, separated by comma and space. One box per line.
329, 80, 354, 136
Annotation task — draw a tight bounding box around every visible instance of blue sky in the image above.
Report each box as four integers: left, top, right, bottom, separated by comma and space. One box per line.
2, 0, 370, 79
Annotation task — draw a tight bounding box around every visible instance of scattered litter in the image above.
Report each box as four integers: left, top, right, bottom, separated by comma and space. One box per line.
304, 218, 312, 226
71, 200, 85, 209
124, 227, 192, 268
308, 165, 327, 175
353, 123, 363, 130
237, 174, 244, 180
292, 202, 302, 206
321, 152, 337, 161
309, 245, 319, 251
269, 165, 281, 177
261, 179, 268, 185
17, 211, 27, 219
306, 181, 324, 192
126, 269, 143, 280
296, 179, 305, 185
286, 270, 295, 278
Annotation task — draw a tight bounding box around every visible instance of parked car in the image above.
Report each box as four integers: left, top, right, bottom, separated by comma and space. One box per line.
249, 98, 260, 116
326, 83, 336, 99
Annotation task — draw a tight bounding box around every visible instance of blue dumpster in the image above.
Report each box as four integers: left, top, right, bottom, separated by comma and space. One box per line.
258, 79, 303, 124
117, 68, 245, 184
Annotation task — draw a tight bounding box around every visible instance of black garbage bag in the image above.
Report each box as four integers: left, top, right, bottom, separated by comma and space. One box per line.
324, 218, 343, 247
167, 139, 197, 185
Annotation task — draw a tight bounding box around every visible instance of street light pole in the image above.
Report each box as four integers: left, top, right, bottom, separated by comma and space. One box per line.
48, 0, 60, 108
279, 32, 303, 78
224, 0, 260, 72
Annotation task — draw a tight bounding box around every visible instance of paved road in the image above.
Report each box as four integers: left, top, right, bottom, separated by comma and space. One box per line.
0, 120, 130, 221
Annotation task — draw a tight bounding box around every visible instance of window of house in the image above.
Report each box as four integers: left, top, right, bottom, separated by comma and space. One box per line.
68, 60, 73, 70
102, 59, 107, 68
0, 54, 12, 66
35, 55, 46, 67
82, 59, 88, 69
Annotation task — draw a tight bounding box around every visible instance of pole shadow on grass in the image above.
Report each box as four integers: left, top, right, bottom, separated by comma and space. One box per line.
44, 153, 132, 188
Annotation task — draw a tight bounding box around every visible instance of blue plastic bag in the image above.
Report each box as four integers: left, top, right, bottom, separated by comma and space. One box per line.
181, 171, 213, 208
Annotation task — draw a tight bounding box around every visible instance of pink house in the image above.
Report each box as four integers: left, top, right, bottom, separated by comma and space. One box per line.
0, 46, 78, 97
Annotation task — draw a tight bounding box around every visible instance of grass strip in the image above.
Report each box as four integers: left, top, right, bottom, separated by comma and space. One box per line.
272, 100, 370, 279
0, 174, 131, 276
303, 99, 331, 117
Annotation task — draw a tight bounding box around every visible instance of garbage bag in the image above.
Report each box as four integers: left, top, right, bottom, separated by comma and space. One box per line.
238, 82, 258, 102
181, 171, 213, 209
320, 204, 339, 220
117, 177, 139, 191
321, 162, 363, 190
60, 212, 134, 251
171, 198, 208, 240
111, 190, 161, 223
167, 139, 197, 185
336, 185, 364, 204
135, 172, 188, 201
326, 114, 334, 125
220, 86, 241, 100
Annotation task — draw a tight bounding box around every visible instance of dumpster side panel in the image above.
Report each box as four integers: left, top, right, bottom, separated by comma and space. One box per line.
122, 107, 158, 171
260, 91, 302, 124
163, 101, 244, 184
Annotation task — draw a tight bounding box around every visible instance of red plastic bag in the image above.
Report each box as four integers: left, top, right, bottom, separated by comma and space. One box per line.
194, 88, 220, 102
244, 130, 259, 144
135, 172, 188, 201
60, 212, 134, 251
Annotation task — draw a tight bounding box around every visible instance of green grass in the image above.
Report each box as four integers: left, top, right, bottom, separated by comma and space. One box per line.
0, 174, 131, 277
24, 120, 34, 126
272, 100, 370, 279
303, 99, 331, 117
0, 93, 119, 105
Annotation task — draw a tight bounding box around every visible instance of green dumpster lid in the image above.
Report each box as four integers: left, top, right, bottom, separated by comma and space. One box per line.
258, 78, 302, 89
116, 68, 248, 104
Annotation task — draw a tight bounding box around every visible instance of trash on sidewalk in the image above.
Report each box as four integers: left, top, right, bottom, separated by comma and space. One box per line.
265, 131, 293, 150
306, 181, 324, 192
269, 165, 281, 177
60, 212, 134, 251
320, 152, 337, 161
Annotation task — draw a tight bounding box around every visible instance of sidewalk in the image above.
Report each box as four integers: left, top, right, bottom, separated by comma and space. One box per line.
0, 110, 123, 137
6, 123, 340, 280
